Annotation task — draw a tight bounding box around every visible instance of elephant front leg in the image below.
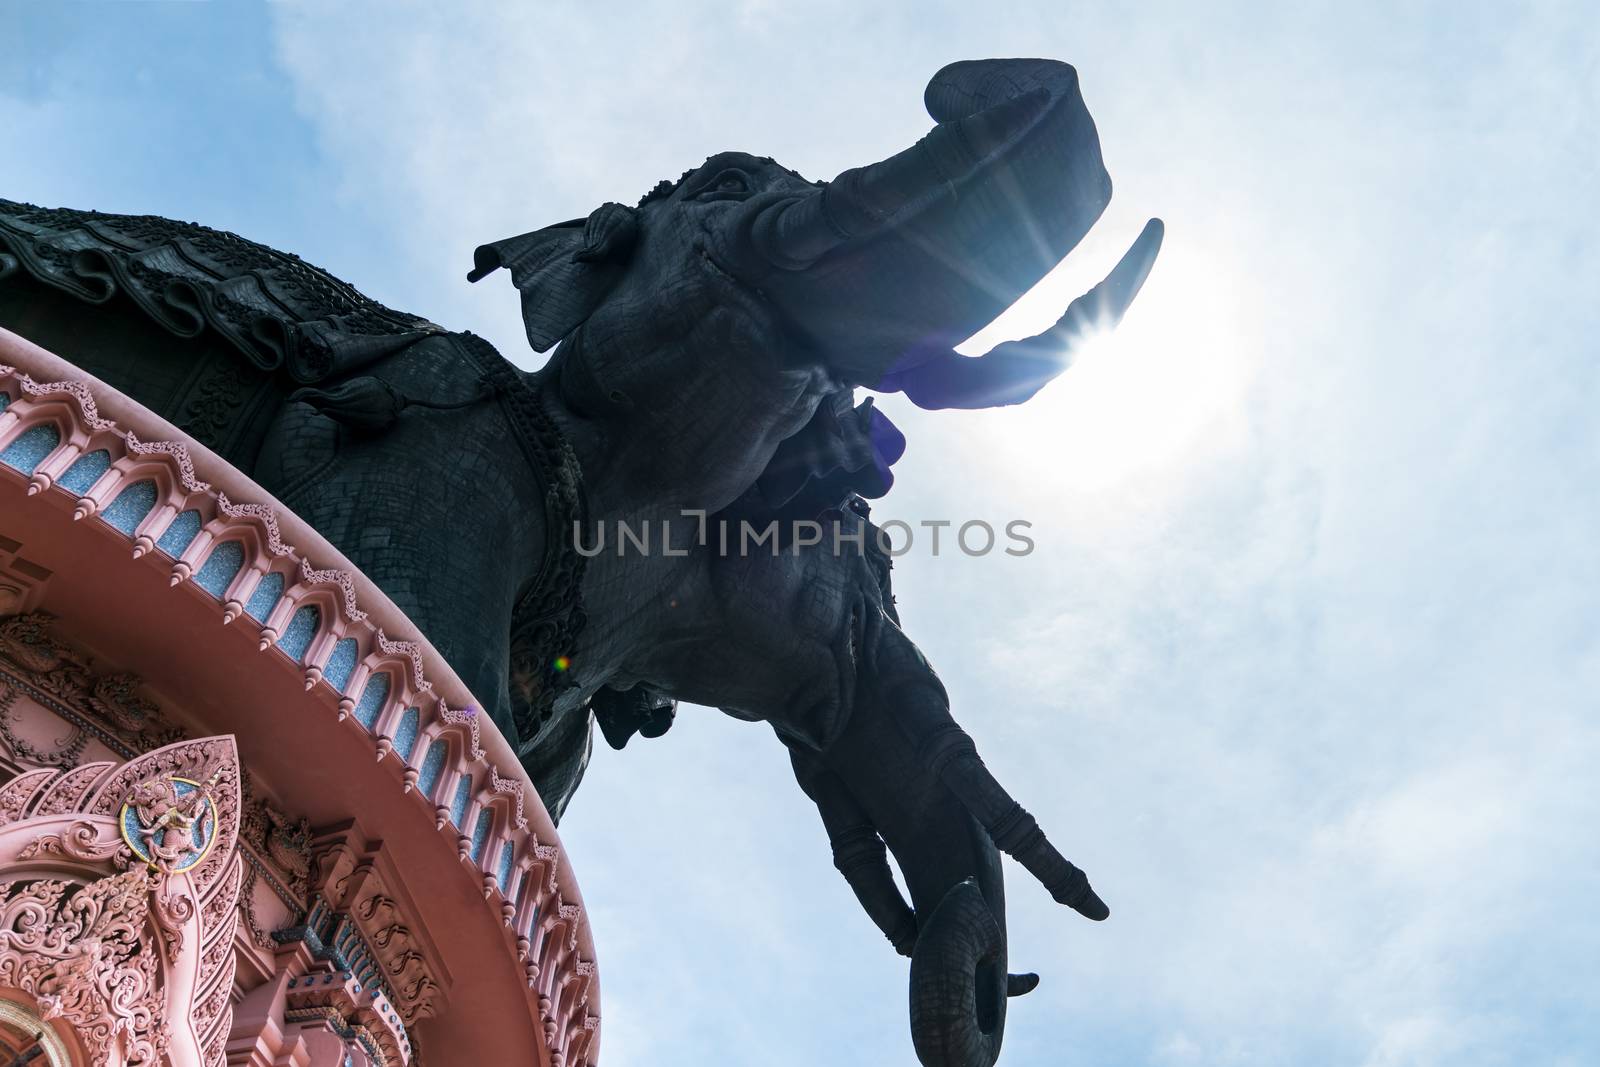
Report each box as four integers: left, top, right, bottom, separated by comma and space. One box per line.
788, 739, 1043, 998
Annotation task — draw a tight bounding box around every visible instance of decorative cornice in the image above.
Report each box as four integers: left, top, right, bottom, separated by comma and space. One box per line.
217, 491, 291, 557
438, 697, 484, 761
0, 354, 600, 1065
123, 429, 211, 493
376, 628, 432, 694
14, 373, 115, 431
492, 767, 530, 831
300, 558, 368, 623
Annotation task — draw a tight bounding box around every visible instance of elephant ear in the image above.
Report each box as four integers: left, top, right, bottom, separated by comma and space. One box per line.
468, 201, 639, 351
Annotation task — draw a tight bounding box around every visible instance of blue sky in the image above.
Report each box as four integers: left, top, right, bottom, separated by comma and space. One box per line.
6, 3, 1597, 1065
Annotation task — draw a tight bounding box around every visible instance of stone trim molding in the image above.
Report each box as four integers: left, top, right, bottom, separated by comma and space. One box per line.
0, 330, 599, 1067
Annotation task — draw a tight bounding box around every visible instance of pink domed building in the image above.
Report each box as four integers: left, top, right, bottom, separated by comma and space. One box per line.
0, 328, 600, 1066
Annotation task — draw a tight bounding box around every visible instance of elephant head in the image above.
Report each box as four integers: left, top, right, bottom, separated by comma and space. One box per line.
470, 57, 1159, 516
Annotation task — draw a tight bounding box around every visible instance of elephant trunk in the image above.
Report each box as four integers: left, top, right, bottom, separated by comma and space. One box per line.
827, 732, 1013, 1067
735, 58, 1113, 384
801, 604, 1108, 1065
750, 86, 1053, 269
811, 617, 1016, 1067
910, 879, 1008, 1067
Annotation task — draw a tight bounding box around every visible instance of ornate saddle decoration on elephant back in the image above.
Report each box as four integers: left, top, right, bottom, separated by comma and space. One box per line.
0, 200, 438, 382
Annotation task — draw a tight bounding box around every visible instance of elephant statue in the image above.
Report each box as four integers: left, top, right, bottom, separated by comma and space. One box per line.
0, 58, 1161, 1065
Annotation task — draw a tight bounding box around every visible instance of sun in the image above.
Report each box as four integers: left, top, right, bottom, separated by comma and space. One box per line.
955, 219, 1252, 495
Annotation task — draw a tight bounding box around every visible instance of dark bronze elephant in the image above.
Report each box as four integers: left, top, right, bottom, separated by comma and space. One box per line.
0, 57, 1160, 1065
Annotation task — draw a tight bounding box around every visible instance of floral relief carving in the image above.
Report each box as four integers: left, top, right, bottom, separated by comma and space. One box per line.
15, 374, 114, 430
0, 725, 243, 1062
235, 862, 276, 951
193, 944, 236, 1038
31, 759, 116, 817
0, 767, 56, 825
299, 558, 368, 623
438, 698, 483, 760
217, 491, 292, 557
19, 818, 132, 867
239, 779, 312, 900
0, 678, 90, 771
150, 886, 195, 965
376, 628, 431, 694
124, 429, 211, 493
0, 612, 72, 672
0, 868, 169, 1066
202, 1028, 225, 1067
0, 615, 179, 761
85, 672, 164, 735
491, 767, 529, 831
200, 854, 244, 940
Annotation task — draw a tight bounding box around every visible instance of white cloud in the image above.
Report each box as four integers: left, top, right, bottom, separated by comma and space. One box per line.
13, 2, 1593, 1063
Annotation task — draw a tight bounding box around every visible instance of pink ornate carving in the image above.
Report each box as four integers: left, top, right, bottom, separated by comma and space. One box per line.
235, 863, 275, 951
0, 868, 169, 1066
32, 761, 116, 817
125, 770, 222, 875
16, 373, 115, 431
0, 617, 178, 759
305, 827, 448, 1030
0, 611, 71, 672
0, 682, 88, 770
0, 767, 56, 825
200, 855, 243, 935
238, 781, 312, 898
150, 886, 195, 965
299, 557, 368, 623
192, 944, 236, 1040
0, 354, 604, 1060
439, 697, 484, 761
492, 767, 530, 830
202, 1028, 225, 1067
19, 818, 131, 866
376, 627, 432, 694
216, 491, 291, 557
88, 736, 241, 896
124, 429, 211, 493
557, 902, 584, 953
84, 672, 163, 734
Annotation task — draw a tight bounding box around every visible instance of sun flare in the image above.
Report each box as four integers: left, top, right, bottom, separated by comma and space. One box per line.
955, 221, 1251, 494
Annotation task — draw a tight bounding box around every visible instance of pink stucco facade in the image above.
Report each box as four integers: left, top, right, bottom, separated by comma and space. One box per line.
0, 328, 599, 1066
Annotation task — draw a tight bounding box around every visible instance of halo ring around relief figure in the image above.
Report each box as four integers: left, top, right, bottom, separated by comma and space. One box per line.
118, 775, 220, 874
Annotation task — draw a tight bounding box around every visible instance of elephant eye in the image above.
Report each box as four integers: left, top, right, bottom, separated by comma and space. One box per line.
696, 169, 752, 201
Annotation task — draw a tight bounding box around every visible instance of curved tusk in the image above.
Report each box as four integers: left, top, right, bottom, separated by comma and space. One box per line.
889, 217, 1165, 410
1074, 215, 1165, 334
